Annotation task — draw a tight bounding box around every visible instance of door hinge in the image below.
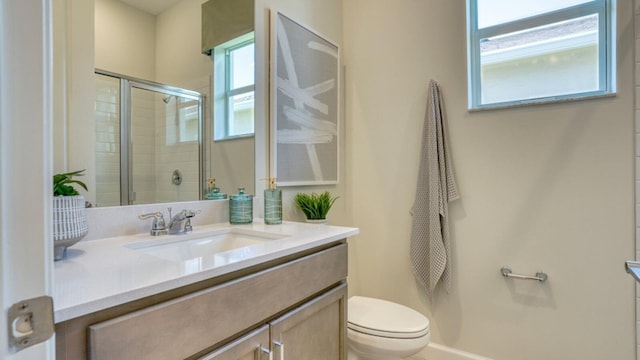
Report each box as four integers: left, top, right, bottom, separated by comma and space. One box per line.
7, 296, 54, 353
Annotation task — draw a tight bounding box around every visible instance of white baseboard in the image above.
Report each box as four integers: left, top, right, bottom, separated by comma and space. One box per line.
409, 342, 493, 360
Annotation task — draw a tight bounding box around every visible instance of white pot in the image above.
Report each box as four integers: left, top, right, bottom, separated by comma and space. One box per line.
305, 219, 327, 224
53, 195, 88, 260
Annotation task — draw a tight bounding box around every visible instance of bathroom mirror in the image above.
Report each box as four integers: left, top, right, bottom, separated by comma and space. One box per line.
54, 0, 256, 207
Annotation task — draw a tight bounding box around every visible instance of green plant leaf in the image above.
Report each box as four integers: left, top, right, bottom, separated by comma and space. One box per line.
294, 191, 339, 220
53, 169, 87, 196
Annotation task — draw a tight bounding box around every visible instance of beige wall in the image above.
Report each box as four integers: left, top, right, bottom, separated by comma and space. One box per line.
95, 0, 156, 80
53, 0, 97, 204
155, 0, 211, 87
55, 1, 636, 357
343, 1, 635, 359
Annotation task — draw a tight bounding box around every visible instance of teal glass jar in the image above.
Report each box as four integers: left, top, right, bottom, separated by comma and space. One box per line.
229, 188, 253, 224
206, 187, 227, 200
205, 178, 227, 200
264, 187, 282, 225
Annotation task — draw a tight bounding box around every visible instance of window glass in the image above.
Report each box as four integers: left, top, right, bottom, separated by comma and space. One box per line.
164, 97, 199, 145
478, 0, 593, 28
468, 0, 614, 109
480, 15, 599, 104
228, 91, 255, 137
178, 99, 199, 142
230, 43, 255, 89
212, 33, 255, 140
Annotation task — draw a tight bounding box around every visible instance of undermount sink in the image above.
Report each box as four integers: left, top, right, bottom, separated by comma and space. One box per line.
124, 228, 287, 263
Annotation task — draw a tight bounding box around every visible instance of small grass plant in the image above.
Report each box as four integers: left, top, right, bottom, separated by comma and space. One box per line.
294, 191, 339, 220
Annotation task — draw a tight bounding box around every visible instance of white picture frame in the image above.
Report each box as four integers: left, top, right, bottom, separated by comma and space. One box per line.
271, 11, 340, 186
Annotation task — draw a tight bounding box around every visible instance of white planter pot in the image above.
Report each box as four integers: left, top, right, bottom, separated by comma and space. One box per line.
305, 219, 327, 224
53, 195, 88, 260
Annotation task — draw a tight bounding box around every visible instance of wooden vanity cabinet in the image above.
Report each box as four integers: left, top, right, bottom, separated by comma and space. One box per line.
55, 241, 348, 360
200, 284, 346, 360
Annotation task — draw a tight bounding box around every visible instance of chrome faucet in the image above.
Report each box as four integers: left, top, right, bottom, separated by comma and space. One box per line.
139, 208, 200, 236
138, 212, 168, 236
167, 208, 200, 235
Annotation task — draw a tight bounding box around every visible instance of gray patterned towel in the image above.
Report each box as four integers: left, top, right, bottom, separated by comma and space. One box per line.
410, 80, 460, 300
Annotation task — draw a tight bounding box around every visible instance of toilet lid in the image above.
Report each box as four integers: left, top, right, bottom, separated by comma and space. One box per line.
348, 296, 430, 339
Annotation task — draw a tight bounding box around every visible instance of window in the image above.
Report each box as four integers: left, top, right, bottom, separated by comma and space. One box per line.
177, 98, 199, 142
213, 33, 255, 140
164, 95, 200, 145
467, 0, 615, 109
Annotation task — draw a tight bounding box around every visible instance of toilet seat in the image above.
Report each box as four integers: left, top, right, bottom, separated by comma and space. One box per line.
348, 296, 430, 339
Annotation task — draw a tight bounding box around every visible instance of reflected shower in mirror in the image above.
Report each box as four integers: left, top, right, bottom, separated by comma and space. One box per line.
95, 71, 204, 207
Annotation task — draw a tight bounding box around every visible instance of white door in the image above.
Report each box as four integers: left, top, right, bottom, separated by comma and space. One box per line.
0, 0, 55, 359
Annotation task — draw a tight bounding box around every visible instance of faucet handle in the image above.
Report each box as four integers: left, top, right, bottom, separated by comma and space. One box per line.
138, 212, 167, 236
184, 209, 201, 218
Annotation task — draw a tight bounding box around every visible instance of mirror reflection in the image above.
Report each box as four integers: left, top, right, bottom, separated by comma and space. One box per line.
56, 0, 256, 207
94, 71, 205, 206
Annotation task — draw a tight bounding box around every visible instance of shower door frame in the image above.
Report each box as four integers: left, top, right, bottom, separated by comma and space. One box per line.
96, 69, 206, 205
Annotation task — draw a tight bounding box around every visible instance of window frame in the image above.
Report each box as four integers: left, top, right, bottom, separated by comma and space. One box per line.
467, 0, 616, 110
213, 33, 255, 141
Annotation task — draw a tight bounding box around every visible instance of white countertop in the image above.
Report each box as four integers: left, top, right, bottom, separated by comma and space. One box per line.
54, 220, 358, 323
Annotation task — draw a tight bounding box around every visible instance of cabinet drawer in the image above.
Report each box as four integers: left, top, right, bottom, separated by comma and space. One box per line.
88, 243, 347, 360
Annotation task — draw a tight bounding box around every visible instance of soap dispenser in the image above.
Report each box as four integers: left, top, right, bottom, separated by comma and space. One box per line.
229, 187, 253, 224
205, 178, 227, 200
262, 178, 282, 225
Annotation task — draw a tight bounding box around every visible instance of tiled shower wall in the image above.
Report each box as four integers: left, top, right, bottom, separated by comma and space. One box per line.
130, 88, 157, 205
95, 75, 121, 207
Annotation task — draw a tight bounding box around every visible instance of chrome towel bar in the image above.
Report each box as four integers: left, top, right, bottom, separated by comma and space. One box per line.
500, 267, 548, 282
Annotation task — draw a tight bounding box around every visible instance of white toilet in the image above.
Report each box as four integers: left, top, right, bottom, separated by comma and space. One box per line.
347, 296, 430, 360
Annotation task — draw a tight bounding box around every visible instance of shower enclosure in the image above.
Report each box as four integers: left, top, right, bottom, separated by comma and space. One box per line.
94, 70, 205, 207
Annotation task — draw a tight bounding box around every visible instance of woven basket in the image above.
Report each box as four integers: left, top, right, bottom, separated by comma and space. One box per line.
53, 195, 88, 260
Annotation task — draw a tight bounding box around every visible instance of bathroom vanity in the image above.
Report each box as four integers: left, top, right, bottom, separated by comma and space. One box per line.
54, 221, 358, 359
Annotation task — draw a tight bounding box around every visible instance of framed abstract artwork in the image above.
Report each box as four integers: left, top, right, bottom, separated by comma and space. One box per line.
271, 12, 340, 186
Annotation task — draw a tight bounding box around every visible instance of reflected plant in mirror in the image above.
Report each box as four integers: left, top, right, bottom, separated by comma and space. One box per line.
52, 169, 89, 260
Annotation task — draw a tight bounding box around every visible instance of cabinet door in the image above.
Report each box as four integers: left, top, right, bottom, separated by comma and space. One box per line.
198, 325, 270, 360
270, 284, 347, 360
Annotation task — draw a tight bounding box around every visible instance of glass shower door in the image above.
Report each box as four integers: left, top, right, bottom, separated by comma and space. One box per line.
94, 71, 204, 206
129, 86, 201, 205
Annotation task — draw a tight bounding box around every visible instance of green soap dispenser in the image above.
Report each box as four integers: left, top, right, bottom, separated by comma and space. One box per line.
229, 187, 253, 224
262, 178, 282, 225
205, 178, 227, 200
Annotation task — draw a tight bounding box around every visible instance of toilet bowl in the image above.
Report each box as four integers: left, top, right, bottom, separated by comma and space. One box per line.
347, 296, 430, 360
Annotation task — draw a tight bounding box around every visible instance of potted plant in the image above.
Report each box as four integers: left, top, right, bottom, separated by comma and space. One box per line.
294, 191, 339, 223
53, 170, 89, 260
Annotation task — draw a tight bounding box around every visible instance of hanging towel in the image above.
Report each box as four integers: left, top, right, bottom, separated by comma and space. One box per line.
410, 80, 459, 300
